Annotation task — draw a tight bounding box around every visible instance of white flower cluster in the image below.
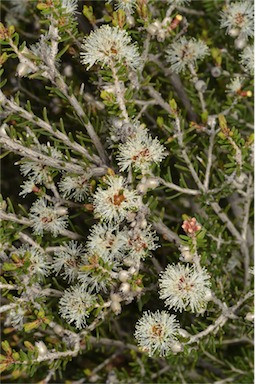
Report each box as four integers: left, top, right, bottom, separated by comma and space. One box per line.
159, 263, 211, 313
52, 241, 86, 283
29, 198, 68, 237
20, 144, 62, 184
240, 45, 254, 74
59, 285, 96, 329
61, 0, 78, 15
93, 175, 140, 223
134, 311, 180, 357
220, 0, 254, 41
107, 0, 137, 14
59, 174, 89, 202
135, 226, 212, 356
226, 76, 244, 94
85, 223, 127, 261
117, 128, 166, 174
80, 25, 141, 70
11, 245, 50, 279
165, 37, 209, 73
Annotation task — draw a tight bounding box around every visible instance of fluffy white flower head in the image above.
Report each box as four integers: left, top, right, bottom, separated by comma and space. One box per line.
93, 176, 140, 223
107, 0, 137, 14
59, 285, 95, 329
134, 311, 180, 357
159, 263, 211, 313
226, 76, 244, 94
240, 45, 254, 74
61, 0, 78, 15
86, 223, 127, 261
20, 144, 62, 184
52, 241, 86, 282
220, 1, 254, 40
166, 37, 209, 73
29, 198, 68, 237
167, 0, 190, 4
59, 174, 89, 202
12, 245, 50, 279
125, 225, 159, 259
117, 130, 166, 174
80, 25, 141, 70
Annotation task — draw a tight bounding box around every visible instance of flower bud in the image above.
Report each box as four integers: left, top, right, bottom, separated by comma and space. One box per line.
126, 15, 135, 27
16, 62, 32, 77
119, 282, 131, 295
111, 300, 121, 315
157, 30, 166, 42
128, 266, 136, 275
178, 328, 191, 338
171, 341, 183, 353
245, 312, 254, 322
63, 64, 73, 77
140, 219, 147, 229
195, 80, 207, 93
137, 183, 148, 194
55, 207, 68, 216
146, 178, 159, 189
229, 28, 240, 37
211, 66, 222, 78
110, 293, 121, 302
35, 341, 48, 357
53, 324, 64, 336
118, 270, 129, 282
179, 245, 194, 262
204, 289, 213, 301
234, 37, 246, 50
123, 256, 135, 267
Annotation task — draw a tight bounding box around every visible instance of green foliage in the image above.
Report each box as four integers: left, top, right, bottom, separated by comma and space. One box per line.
0, 0, 253, 382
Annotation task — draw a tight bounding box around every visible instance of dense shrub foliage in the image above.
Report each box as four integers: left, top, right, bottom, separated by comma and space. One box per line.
0, 0, 254, 383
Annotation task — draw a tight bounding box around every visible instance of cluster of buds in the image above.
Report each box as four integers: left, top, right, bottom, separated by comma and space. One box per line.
182, 217, 201, 236
136, 176, 159, 195
147, 15, 182, 42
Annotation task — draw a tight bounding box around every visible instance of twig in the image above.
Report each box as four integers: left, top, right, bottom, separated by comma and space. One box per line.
0, 211, 82, 240
0, 91, 99, 165
110, 63, 130, 122
204, 127, 216, 191
157, 176, 200, 196
0, 133, 86, 175
152, 219, 181, 245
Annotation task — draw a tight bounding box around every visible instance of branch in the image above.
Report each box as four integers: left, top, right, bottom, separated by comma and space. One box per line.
0, 91, 99, 165
0, 211, 82, 240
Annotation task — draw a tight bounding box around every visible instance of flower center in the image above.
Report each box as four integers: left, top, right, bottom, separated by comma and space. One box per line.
151, 325, 163, 338
112, 191, 126, 206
